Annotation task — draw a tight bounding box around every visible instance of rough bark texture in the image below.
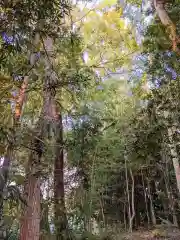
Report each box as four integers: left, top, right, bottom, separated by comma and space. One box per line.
54, 113, 70, 240
20, 128, 43, 240
20, 33, 43, 240
20, 175, 41, 240
20, 87, 55, 240
20, 35, 70, 240
42, 36, 70, 240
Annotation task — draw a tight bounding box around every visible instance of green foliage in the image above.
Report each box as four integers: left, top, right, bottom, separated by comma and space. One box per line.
73, 3, 138, 75
2, 0, 180, 239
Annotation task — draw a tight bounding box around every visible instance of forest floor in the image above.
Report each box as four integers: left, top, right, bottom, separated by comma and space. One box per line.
119, 226, 180, 240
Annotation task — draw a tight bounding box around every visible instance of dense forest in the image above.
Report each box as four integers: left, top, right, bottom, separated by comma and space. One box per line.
1, 0, 180, 239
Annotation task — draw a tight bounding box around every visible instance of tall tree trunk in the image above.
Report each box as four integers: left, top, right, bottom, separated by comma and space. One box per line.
147, 178, 156, 225
20, 82, 57, 240
20, 34, 70, 240
167, 126, 180, 194
20, 175, 41, 240
0, 75, 28, 193
141, 170, 150, 227
0, 143, 13, 239
20, 82, 56, 240
20, 32, 49, 240
40, 201, 50, 240
129, 168, 135, 231
123, 196, 127, 231
125, 156, 132, 232
0, 76, 28, 239
54, 113, 70, 240
99, 197, 105, 228
41, 36, 70, 240
161, 139, 178, 227
40, 187, 50, 240
164, 170, 178, 226
20, 125, 43, 240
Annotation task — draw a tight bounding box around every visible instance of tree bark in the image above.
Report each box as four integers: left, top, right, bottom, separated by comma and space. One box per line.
129, 168, 135, 231
40, 188, 50, 240
123, 197, 127, 231
20, 124, 44, 240
153, 0, 173, 26
141, 170, 150, 227
0, 144, 13, 239
147, 179, 156, 225
125, 156, 132, 232
164, 170, 178, 227
161, 139, 178, 227
167, 127, 180, 194
42, 36, 70, 240
20, 34, 70, 240
54, 113, 70, 240
0, 76, 28, 239
153, 0, 179, 52
0, 75, 29, 194
20, 33, 46, 240
20, 83, 56, 240
14, 76, 29, 122
20, 175, 41, 240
